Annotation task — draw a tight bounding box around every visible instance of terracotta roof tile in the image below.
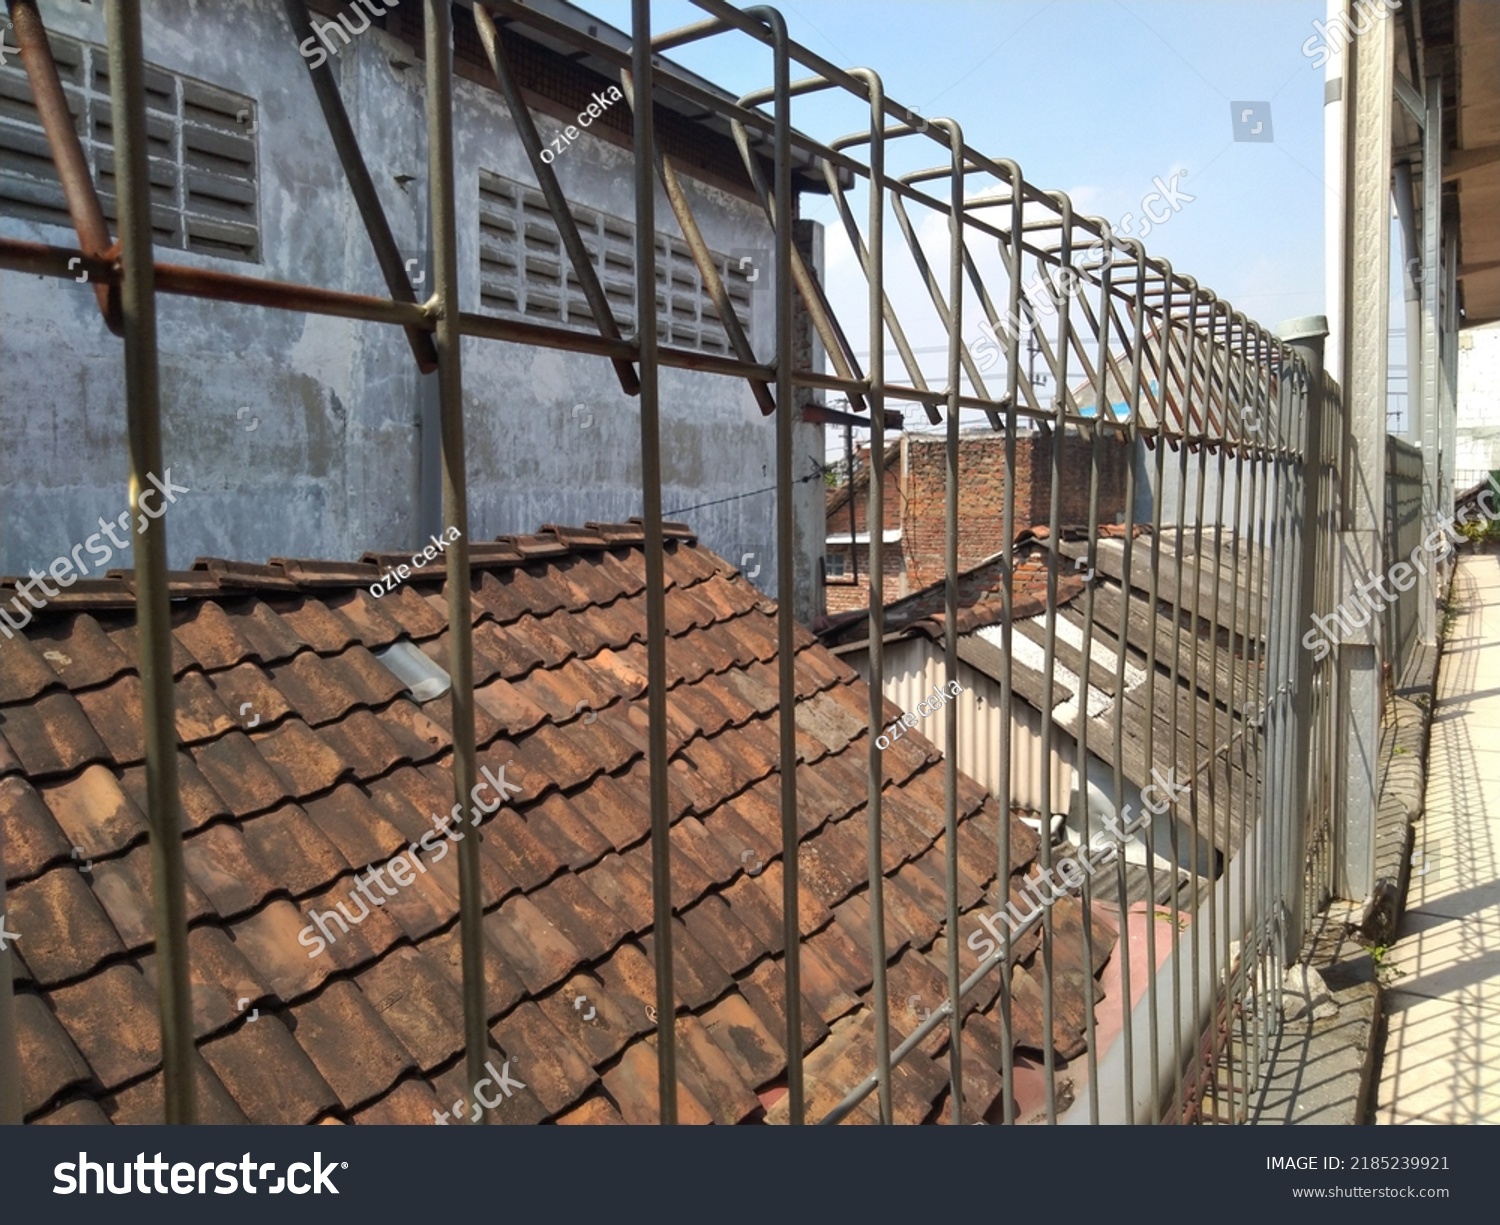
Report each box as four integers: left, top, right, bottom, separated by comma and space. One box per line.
699, 991, 786, 1090
182, 821, 279, 920
534, 969, 635, 1066
102, 617, 202, 677
289, 979, 417, 1109
25, 615, 133, 691
6, 868, 127, 985
527, 873, 630, 963
191, 732, 293, 818
1, 528, 1111, 1126
49, 962, 161, 1089
31, 1098, 113, 1124
680, 893, 763, 981
269, 598, 362, 654
672, 1012, 764, 1123
0, 691, 110, 779
250, 719, 349, 798
356, 945, 465, 1071
351, 1076, 445, 1125
104, 1051, 250, 1125
240, 802, 352, 898
137, 923, 268, 1041
491, 1001, 598, 1117
88, 841, 214, 952
420, 923, 528, 1022
0, 774, 71, 880
576, 851, 657, 936
228, 899, 336, 1002
554, 1094, 628, 1125
199, 1015, 340, 1124
602, 1039, 716, 1126
118, 752, 233, 831
13, 991, 93, 1118
483, 893, 584, 996
739, 956, 829, 1058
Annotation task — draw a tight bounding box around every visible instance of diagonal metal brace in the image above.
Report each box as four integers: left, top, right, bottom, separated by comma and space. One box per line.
282, 0, 439, 373
475, 6, 640, 397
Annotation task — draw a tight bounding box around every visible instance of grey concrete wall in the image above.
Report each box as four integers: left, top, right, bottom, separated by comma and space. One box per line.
0, 0, 825, 620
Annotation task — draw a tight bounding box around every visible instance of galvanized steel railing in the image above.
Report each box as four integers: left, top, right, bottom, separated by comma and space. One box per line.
0, 0, 1347, 1125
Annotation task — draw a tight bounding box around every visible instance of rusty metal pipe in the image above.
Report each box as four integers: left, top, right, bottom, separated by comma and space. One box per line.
7, 0, 122, 333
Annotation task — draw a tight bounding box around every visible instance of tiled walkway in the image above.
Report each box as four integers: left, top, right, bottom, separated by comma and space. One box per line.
1376, 554, 1500, 1124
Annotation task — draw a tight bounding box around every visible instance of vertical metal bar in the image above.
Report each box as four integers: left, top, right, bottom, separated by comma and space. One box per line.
1073, 222, 1112, 1126
0, 846, 21, 1125
1418, 72, 1443, 646
474, 5, 641, 397
996, 165, 1023, 1125
104, 0, 195, 1125
1110, 235, 1151, 1124
1278, 318, 1329, 961
422, 0, 488, 1119
283, 0, 438, 373
935, 117, 966, 1123
1035, 193, 1074, 1125
8, 0, 122, 333
740, 3, 804, 1126
632, 0, 678, 1126
850, 65, 894, 1126
1141, 266, 1176, 1120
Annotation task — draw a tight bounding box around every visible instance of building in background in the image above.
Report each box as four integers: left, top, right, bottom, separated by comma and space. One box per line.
0, 0, 834, 620
823, 430, 1131, 613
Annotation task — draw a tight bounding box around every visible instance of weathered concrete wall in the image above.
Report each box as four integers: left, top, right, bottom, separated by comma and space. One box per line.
0, 0, 825, 620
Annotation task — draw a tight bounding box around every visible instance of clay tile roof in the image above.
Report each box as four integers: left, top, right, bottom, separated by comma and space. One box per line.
3, 526, 1114, 1125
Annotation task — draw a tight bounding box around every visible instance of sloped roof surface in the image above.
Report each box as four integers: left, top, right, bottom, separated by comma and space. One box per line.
1, 521, 1111, 1125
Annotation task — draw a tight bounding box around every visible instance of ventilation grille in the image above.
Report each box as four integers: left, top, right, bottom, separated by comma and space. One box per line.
0, 20, 260, 262
478, 169, 752, 354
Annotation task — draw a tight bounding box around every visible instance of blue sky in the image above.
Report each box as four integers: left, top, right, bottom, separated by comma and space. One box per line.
583, 0, 1331, 421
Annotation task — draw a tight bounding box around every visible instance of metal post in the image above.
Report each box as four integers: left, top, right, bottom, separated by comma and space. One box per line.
934, 116, 965, 1123
735, 2, 804, 1124
0, 847, 20, 1126
1337, 0, 1393, 903
104, 0, 195, 1125
1277, 316, 1329, 960
423, 0, 488, 1118
632, 0, 678, 1125
1419, 72, 1443, 644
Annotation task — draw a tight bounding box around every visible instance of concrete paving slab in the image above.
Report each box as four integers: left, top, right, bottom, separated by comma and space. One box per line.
1376, 556, 1500, 1126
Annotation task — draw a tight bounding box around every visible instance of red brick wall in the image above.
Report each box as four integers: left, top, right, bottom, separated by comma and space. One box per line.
824, 543, 905, 613
824, 430, 1130, 607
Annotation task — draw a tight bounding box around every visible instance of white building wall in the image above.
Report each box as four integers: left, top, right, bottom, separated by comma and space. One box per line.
1455, 321, 1500, 490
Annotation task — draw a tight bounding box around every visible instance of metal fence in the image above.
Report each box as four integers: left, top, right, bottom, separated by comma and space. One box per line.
1386, 435, 1426, 686
0, 0, 1346, 1125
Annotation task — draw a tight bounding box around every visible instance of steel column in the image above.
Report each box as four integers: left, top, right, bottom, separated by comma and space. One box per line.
104, 0, 195, 1125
